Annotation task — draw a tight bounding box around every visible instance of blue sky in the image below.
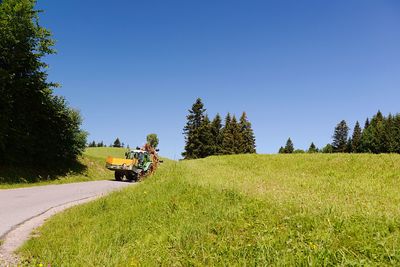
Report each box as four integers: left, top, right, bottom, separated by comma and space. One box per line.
36, 0, 400, 159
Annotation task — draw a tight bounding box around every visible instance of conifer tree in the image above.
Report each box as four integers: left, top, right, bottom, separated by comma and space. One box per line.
113, 138, 121, 148
308, 142, 318, 153
332, 120, 349, 153
361, 111, 385, 153
351, 121, 362, 153
284, 138, 294, 154
211, 114, 223, 155
394, 114, 400, 153
221, 113, 235, 155
278, 147, 285, 154
230, 115, 243, 154
197, 115, 214, 158
239, 112, 256, 154
182, 98, 206, 159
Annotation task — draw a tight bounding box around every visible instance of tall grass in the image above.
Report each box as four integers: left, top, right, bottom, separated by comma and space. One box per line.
20, 154, 400, 266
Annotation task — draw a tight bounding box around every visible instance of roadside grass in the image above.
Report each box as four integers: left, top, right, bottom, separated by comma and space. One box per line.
0, 147, 126, 189
20, 154, 400, 266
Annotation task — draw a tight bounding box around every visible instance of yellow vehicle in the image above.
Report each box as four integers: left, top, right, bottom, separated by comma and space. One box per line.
106, 146, 160, 181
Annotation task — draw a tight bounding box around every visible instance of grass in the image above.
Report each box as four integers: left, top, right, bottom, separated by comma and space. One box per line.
0, 147, 126, 189
19, 153, 400, 266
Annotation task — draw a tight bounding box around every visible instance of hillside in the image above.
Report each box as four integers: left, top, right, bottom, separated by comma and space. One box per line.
20, 154, 400, 266
0, 147, 127, 189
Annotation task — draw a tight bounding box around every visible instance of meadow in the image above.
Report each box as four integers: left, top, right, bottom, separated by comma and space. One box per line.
0, 147, 126, 189
19, 151, 400, 266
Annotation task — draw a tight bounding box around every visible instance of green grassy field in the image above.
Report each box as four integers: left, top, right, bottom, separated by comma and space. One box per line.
0, 147, 126, 189
19, 153, 400, 266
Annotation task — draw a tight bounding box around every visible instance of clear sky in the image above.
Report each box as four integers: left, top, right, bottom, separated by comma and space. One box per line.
36, 0, 400, 159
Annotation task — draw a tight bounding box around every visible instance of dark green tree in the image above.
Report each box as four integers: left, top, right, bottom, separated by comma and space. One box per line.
197, 115, 214, 158
182, 98, 206, 159
146, 133, 159, 148
0, 0, 87, 166
351, 121, 362, 153
113, 138, 122, 148
278, 147, 285, 154
332, 120, 349, 153
284, 138, 294, 154
308, 142, 318, 153
221, 113, 235, 155
321, 144, 334, 153
211, 114, 223, 155
239, 112, 256, 154
360, 111, 384, 153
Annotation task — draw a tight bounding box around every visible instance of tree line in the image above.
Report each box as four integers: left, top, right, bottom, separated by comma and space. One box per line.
0, 0, 86, 166
182, 98, 256, 159
279, 111, 400, 154
88, 134, 159, 149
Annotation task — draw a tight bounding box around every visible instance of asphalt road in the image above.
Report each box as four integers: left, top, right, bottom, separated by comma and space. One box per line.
0, 180, 132, 239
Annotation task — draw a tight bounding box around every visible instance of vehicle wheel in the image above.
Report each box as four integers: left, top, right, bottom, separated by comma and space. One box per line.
126, 172, 135, 182
115, 171, 123, 181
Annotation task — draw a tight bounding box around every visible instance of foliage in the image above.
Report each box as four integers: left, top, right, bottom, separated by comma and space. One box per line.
307, 142, 318, 153
113, 138, 122, 148
0, 0, 87, 167
321, 144, 334, 153
239, 112, 257, 153
351, 121, 362, 153
146, 134, 159, 148
20, 154, 400, 266
332, 120, 349, 153
183, 99, 257, 159
283, 138, 294, 153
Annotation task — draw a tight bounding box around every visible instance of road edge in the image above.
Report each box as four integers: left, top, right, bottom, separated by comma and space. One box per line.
0, 194, 103, 266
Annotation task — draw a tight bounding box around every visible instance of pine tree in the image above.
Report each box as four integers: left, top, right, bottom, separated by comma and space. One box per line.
284, 138, 294, 154
278, 147, 285, 154
221, 113, 235, 155
364, 118, 370, 129
351, 121, 362, 153
182, 98, 206, 159
197, 115, 214, 158
211, 114, 223, 155
239, 112, 256, 154
308, 142, 318, 153
332, 120, 349, 153
394, 114, 400, 153
113, 138, 121, 148
361, 111, 385, 153
383, 114, 397, 153
230, 115, 243, 154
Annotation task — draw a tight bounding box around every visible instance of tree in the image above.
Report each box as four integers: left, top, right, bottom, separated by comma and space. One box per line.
182, 98, 206, 159
360, 111, 385, 153
146, 134, 159, 148
0, 0, 87, 166
284, 138, 294, 154
210, 114, 223, 155
221, 113, 235, 155
321, 144, 334, 153
351, 121, 362, 153
308, 142, 318, 153
278, 147, 285, 154
113, 138, 122, 148
332, 120, 349, 153
239, 112, 256, 154
197, 115, 214, 158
